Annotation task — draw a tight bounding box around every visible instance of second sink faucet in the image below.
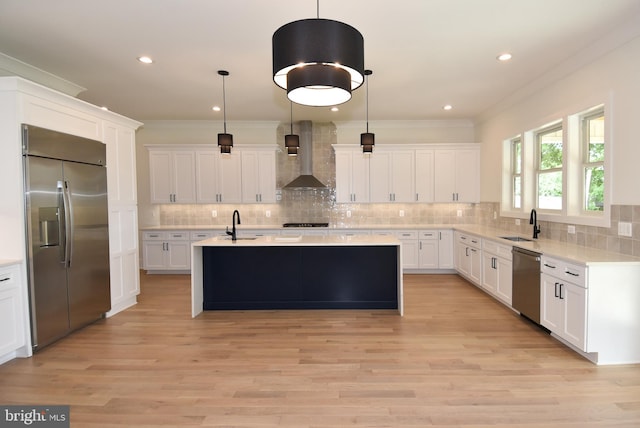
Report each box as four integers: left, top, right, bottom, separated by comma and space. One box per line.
226, 209, 241, 241
529, 209, 540, 239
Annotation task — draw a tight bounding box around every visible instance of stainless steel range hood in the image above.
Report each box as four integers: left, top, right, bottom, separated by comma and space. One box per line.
283, 121, 326, 189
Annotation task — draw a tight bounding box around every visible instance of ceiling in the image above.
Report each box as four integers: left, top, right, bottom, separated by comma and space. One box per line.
1, 0, 639, 124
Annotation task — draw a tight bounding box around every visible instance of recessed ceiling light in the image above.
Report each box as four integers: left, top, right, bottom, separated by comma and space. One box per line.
137, 56, 153, 64
212, 106, 221, 112
443, 104, 453, 111
331, 107, 339, 112
497, 53, 512, 62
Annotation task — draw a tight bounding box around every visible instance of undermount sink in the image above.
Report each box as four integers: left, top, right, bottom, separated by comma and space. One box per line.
500, 236, 532, 242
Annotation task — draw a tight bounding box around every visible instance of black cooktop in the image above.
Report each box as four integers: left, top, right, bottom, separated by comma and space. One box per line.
282, 222, 329, 228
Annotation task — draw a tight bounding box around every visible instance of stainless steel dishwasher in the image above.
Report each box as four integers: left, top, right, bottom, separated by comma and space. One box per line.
512, 247, 542, 324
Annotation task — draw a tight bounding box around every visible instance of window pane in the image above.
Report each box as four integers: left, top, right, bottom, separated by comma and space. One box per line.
513, 140, 522, 174
513, 176, 521, 209
538, 171, 562, 210
585, 166, 604, 211
587, 115, 604, 163
539, 129, 563, 170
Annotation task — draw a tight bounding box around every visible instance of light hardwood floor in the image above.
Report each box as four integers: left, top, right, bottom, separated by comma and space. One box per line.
1, 273, 639, 427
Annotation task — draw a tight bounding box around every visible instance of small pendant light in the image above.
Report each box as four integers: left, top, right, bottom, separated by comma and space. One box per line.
217, 70, 233, 153
360, 69, 374, 153
285, 102, 300, 156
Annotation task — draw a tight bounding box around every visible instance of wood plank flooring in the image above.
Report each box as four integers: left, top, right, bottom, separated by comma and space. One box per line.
1, 273, 639, 427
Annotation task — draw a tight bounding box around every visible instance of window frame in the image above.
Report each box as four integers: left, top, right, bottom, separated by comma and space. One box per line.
534, 123, 564, 213
580, 108, 605, 215
500, 102, 610, 228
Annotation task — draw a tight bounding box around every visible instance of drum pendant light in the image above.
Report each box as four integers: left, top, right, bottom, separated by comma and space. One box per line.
217, 70, 233, 153
360, 70, 374, 153
272, 1, 364, 107
285, 102, 300, 156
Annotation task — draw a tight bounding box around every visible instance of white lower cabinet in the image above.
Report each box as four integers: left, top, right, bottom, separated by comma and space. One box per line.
142, 231, 191, 271
540, 256, 587, 351
417, 230, 453, 270
0, 264, 26, 360
454, 232, 482, 285
481, 239, 513, 305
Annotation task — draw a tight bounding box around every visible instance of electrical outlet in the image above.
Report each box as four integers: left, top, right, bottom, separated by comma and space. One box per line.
618, 222, 633, 237
346, 210, 351, 218
456, 209, 462, 217
515, 219, 521, 226
265, 210, 271, 218
567, 225, 576, 234
399, 210, 405, 217
211, 210, 217, 218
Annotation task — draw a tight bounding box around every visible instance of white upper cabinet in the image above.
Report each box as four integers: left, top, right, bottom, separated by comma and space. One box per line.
148, 149, 196, 204
369, 149, 415, 203
241, 148, 277, 203
434, 148, 480, 203
415, 150, 434, 203
195, 150, 242, 203
335, 149, 370, 203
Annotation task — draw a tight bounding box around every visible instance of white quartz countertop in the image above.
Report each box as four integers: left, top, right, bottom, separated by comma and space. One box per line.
454, 224, 640, 266
141, 224, 453, 231
0, 259, 22, 268
192, 235, 401, 247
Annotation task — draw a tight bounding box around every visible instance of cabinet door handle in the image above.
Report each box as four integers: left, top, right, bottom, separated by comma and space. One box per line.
419, 242, 422, 250
439, 232, 442, 240
554, 282, 559, 298
465, 247, 469, 257
559, 283, 564, 300
416, 193, 419, 201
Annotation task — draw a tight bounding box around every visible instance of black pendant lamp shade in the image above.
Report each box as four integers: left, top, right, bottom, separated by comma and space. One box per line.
273, 18, 365, 106
216, 70, 233, 152
360, 69, 374, 153
285, 102, 300, 156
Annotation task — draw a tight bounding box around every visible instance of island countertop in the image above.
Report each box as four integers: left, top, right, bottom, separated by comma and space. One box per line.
191, 234, 401, 247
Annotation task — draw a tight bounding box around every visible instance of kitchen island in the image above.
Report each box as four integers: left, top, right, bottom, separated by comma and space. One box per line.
191, 235, 403, 317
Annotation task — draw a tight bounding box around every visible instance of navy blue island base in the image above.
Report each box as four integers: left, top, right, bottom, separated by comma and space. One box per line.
202, 245, 398, 311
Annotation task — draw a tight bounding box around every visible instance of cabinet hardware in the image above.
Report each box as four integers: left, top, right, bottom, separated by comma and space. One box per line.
0, 277, 10, 282
559, 283, 564, 300
439, 232, 442, 240
566, 270, 579, 277
419, 242, 422, 250
465, 247, 469, 257
544, 263, 556, 269
554, 282, 559, 298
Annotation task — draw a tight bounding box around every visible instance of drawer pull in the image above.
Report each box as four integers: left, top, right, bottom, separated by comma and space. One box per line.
149, 234, 159, 238
544, 263, 556, 269
0, 277, 10, 282
566, 270, 579, 277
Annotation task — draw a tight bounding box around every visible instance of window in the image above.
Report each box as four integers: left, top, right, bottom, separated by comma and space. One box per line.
582, 109, 604, 212
536, 124, 563, 210
511, 137, 522, 209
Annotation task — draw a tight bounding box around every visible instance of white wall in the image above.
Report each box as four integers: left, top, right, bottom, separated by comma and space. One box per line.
476, 35, 640, 206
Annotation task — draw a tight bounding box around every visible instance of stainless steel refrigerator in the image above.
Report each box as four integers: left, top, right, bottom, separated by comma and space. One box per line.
22, 124, 111, 351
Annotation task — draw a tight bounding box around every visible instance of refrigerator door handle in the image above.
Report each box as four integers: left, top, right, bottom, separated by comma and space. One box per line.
62, 180, 74, 267
57, 180, 67, 264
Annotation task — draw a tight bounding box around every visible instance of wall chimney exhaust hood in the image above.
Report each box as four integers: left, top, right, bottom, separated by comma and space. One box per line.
283, 121, 326, 189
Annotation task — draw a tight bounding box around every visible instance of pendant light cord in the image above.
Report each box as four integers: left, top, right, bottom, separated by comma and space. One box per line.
222, 74, 227, 134
290, 102, 294, 134
365, 73, 369, 133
